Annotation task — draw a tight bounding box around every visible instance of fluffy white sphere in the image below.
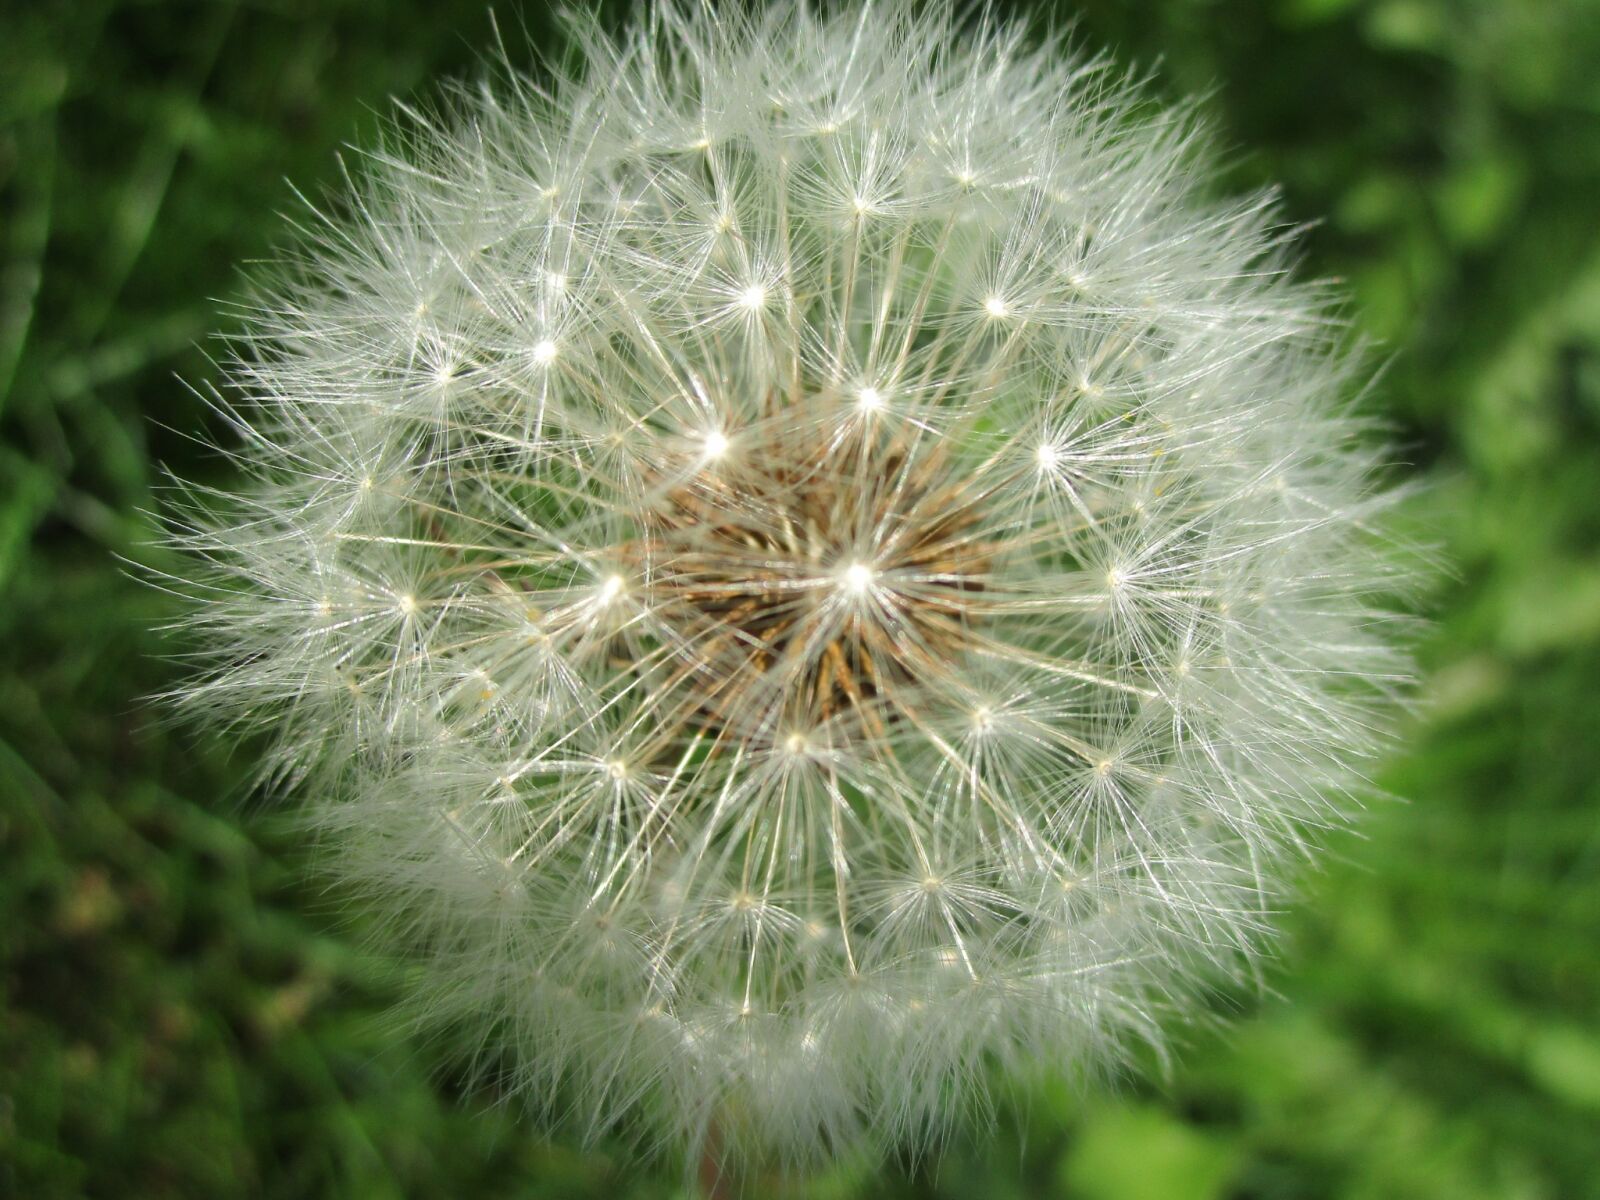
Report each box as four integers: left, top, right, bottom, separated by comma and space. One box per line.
165, 0, 1411, 1168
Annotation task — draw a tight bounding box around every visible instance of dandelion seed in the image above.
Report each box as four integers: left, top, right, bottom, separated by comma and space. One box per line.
840, 562, 875, 594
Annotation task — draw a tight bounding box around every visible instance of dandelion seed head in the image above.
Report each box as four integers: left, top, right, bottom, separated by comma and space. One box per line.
160, 0, 1414, 1172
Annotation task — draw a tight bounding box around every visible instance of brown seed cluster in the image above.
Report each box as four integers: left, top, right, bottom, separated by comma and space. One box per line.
619, 417, 1003, 746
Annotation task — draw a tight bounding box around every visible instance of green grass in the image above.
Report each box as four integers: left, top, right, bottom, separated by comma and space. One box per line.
4, 1, 1599, 1195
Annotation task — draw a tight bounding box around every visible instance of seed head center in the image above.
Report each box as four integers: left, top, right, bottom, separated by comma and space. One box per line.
622, 424, 997, 738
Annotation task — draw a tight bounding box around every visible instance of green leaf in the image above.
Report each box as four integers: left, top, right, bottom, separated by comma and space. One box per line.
1058, 1105, 1238, 1200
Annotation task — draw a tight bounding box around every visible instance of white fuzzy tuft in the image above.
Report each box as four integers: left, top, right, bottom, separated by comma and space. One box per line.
160, 0, 1414, 1171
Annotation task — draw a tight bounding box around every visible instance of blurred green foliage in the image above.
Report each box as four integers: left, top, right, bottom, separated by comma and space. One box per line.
3, 0, 1598, 1196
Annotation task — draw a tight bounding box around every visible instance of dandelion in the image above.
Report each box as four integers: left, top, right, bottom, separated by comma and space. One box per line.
159, 0, 1413, 1174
